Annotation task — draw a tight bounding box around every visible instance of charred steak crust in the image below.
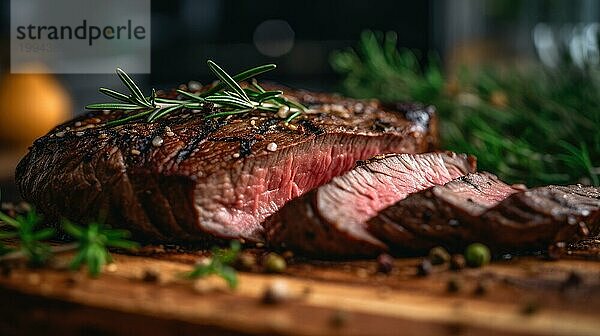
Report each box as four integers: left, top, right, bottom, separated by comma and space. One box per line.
265, 152, 476, 257
368, 174, 600, 252
16, 87, 438, 242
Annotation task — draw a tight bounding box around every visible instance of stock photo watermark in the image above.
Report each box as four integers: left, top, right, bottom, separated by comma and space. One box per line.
10, 0, 150, 74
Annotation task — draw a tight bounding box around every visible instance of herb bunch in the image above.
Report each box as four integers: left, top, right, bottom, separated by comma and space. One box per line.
184, 240, 241, 289
331, 30, 600, 186
87, 60, 307, 126
0, 210, 54, 266
63, 220, 139, 277
0, 209, 138, 276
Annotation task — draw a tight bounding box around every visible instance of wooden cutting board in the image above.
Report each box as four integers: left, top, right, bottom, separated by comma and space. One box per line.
1, 242, 600, 336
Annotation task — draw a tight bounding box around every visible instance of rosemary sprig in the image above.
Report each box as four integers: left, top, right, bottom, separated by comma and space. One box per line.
62, 220, 139, 277
0, 209, 54, 266
87, 60, 307, 126
183, 241, 241, 289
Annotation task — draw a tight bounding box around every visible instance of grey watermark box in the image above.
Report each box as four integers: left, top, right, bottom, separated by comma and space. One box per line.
11, 0, 150, 74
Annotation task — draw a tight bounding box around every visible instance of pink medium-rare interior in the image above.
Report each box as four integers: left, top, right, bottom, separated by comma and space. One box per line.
195, 134, 420, 239
317, 153, 472, 232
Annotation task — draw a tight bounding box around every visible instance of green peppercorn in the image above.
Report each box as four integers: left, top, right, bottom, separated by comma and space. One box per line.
464, 243, 491, 268
429, 246, 451, 265
263, 253, 287, 273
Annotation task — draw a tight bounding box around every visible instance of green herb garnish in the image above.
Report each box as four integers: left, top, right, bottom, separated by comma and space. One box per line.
331, 30, 600, 186
62, 220, 139, 277
184, 240, 241, 289
0, 209, 54, 266
87, 60, 307, 126
0, 206, 139, 277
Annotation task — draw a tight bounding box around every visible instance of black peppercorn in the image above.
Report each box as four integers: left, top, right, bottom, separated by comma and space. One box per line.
446, 277, 462, 293
376, 253, 394, 274
417, 259, 432, 276
450, 254, 466, 271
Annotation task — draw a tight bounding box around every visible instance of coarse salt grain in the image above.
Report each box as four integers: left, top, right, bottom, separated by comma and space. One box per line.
152, 136, 164, 147
266, 142, 278, 152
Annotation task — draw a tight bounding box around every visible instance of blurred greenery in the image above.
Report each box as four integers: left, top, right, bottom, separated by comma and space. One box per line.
331, 30, 600, 186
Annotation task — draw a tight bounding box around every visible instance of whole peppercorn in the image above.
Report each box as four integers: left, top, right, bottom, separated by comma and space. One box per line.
376, 253, 394, 274
262, 280, 290, 304
446, 277, 463, 293
416, 259, 432, 276
449, 254, 466, 271
547, 242, 566, 260
263, 253, 287, 273
236, 252, 257, 271
561, 271, 583, 291
474, 279, 491, 296
429, 246, 451, 265
464, 243, 491, 268
520, 300, 540, 316
141, 269, 161, 283
329, 310, 349, 328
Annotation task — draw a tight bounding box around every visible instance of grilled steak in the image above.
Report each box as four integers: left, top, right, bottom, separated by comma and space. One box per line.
16, 88, 438, 242
265, 152, 476, 257
368, 174, 600, 252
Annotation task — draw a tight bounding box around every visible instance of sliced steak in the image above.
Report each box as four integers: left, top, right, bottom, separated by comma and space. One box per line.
265, 152, 476, 257
479, 184, 600, 250
16, 87, 438, 243
368, 174, 600, 253
368, 172, 523, 252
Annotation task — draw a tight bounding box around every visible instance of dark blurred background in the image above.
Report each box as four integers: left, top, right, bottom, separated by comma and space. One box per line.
1, 0, 599, 201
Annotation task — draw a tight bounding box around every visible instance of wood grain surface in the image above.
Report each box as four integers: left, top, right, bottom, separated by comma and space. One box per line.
1, 242, 600, 336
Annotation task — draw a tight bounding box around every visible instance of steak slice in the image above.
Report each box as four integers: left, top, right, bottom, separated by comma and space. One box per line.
368, 174, 600, 252
16, 87, 438, 242
368, 172, 523, 252
265, 152, 476, 257
479, 184, 600, 250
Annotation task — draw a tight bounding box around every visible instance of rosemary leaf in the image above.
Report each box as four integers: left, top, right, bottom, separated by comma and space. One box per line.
105, 108, 156, 126
0, 211, 20, 228
205, 95, 254, 109
116, 68, 152, 108
154, 97, 191, 104
285, 111, 302, 123
257, 90, 283, 102
201, 64, 276, 97
86, 103, 145, 110
147, 104, 184, 123
98, 88, 131, 103
251, 78, 266, 93
176, 89, 205, 102
206, 60, 251, 102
